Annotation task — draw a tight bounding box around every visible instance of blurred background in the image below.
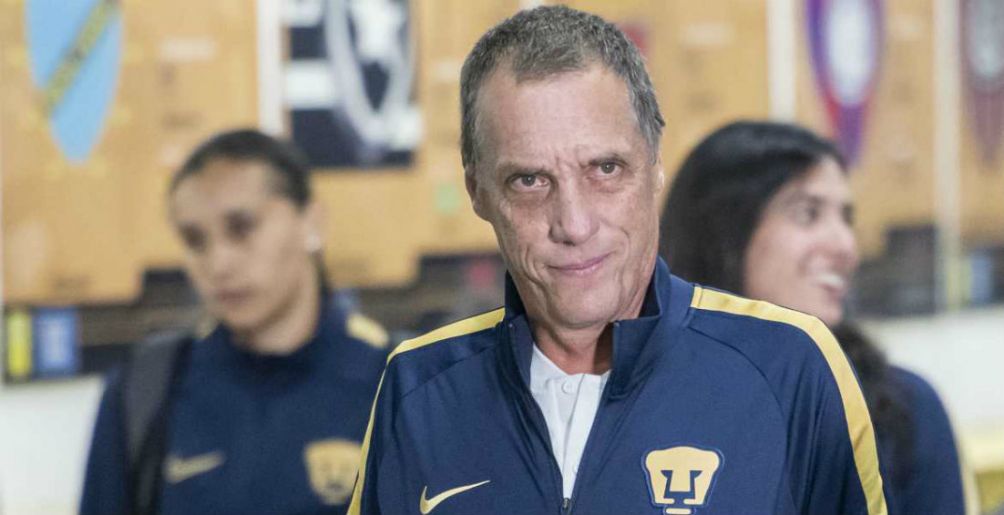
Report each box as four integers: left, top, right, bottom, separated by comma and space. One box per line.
0, 0, 1002, 513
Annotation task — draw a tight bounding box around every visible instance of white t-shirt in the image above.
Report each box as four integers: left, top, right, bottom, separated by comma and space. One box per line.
529, 345, 610, 498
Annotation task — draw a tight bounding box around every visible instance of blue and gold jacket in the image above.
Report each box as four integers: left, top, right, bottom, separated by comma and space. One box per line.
80, 296, 390, 515
349, 260, 887, 515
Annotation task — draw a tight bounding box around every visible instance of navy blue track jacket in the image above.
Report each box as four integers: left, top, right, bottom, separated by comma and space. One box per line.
881, 367, 967, 515
349, 260, 887, 515
80, 298, 390, 515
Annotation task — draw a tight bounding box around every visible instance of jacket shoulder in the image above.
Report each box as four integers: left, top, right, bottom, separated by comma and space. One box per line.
346, 312, 391, 350
685, 286, 866, 428
383, 308, 505, 397
687, 287, 886, 515
687, 286, 839, 369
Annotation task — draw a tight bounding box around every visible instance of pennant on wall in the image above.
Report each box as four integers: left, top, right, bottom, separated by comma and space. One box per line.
26, 0, 122, 164
806, 0, 884, 164
962, 0, 1004, 166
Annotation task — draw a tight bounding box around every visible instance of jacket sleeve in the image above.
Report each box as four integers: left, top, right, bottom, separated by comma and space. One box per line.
788, 320, 887, 515
346, 358, 407, 515
79, 372, 129, 515
897, 371, 967, 515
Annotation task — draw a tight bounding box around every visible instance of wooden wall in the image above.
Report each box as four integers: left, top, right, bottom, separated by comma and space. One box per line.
1, 0, 258, 304
794, 0, 938, 259
2, 0, 1000, 305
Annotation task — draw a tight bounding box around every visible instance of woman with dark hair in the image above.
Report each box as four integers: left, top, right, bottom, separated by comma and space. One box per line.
80, 129, 390, 515
661, 120, 968, 515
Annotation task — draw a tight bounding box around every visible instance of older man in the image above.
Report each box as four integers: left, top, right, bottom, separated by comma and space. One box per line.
349, 6, 886, 515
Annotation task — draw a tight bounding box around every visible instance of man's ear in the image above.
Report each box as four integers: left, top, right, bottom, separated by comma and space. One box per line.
466, 170, 488, 221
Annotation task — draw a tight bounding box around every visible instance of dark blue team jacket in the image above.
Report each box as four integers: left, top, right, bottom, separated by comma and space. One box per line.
881, 366, 967, 515
80, 298, 390, 515
349, 260, 888, 515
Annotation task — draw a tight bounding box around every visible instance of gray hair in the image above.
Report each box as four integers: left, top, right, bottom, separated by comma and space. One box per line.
459, 5, 665, 174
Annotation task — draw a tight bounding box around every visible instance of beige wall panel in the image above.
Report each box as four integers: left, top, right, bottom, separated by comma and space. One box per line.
410, 0, 522, 256
960, 110, 1004, 247
313, 172, 422, 287
1, 0, 259, 304
796, 0, 937, 258
124, 0, 260, 271
2, 1, 131, 303
659, 0, 771, 176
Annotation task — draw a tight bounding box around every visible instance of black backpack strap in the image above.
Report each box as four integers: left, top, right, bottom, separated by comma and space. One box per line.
121, 330, 193, 515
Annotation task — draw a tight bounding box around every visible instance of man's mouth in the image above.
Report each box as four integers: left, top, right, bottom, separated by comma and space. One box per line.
550, 254, 609, 276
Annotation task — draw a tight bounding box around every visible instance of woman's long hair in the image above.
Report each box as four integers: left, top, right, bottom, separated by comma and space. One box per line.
660, 120, 913, 485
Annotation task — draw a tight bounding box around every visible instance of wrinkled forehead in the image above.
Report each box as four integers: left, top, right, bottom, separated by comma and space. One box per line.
474, 63, 641, 165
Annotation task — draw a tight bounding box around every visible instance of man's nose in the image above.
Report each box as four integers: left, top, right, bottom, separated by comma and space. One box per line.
548, 182, 598, 246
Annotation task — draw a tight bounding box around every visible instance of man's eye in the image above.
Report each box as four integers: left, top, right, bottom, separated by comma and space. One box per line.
599, 162, 619, 174
510, 174, 548, 190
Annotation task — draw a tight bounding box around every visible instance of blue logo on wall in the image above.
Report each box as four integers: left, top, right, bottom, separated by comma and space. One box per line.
32, 307, 81, 378
26, 0, 122, 164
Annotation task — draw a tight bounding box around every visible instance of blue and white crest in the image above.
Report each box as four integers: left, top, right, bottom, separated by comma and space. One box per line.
25, 0, 123, 164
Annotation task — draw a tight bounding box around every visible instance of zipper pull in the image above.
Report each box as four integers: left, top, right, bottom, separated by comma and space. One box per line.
561, 497, 572, 514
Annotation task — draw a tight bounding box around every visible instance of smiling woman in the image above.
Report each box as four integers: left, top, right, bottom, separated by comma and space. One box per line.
660, 120, 969, 515
79, 129, 391, 515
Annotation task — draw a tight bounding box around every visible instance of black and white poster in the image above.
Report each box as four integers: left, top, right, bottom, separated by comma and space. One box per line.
283, 0, 419, 169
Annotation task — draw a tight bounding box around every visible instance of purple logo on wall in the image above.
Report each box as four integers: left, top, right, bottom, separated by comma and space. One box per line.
806, 0, 884, 165
962, 0, 1004, 166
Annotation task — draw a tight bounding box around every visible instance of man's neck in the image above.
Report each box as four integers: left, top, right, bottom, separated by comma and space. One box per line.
532, 323, 613, 375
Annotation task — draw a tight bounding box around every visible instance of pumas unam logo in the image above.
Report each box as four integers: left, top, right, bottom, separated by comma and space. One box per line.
642, 445, 723, 515
304, 439, 362, 505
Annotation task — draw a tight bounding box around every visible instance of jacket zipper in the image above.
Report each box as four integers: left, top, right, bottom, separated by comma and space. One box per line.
560, 320, 620, 515
506, 322, 570, 515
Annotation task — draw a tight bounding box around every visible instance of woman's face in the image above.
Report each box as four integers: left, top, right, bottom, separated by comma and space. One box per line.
169, 159, 320, 335
744, 157, 858, 327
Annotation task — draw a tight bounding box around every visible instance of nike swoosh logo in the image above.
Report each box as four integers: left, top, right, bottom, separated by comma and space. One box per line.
164, 451, 225, 484
419, 479, 490, 514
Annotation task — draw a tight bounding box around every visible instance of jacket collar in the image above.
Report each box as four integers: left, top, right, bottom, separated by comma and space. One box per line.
210, 293, 349, 380
502, 257, 693, 398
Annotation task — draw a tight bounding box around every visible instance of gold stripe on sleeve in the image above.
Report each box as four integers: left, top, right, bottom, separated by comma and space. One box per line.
691, 287, 888, 515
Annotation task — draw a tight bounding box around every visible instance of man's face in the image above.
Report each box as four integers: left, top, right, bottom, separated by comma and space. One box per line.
468, 64, 664, 332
